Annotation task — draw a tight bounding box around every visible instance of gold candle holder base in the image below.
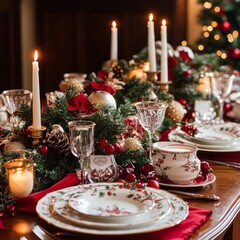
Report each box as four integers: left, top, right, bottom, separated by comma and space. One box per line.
28, 126, 46, 145
145, 71, 158, 83
159, 81, 172, 92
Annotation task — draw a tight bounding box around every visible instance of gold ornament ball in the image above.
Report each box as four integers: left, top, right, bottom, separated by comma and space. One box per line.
88, 90, 117, 110
166, 100, 185, 122
124, 137, 143, 151
4, 141, 26, 155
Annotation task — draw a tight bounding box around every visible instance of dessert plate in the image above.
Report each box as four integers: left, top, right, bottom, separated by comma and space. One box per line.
177, 123, 240, 146
67, 184, 155, 222
169, 130, 240, 152
36, 183, 188, 236
53, 187, 171, 229
159, 173, 216, 188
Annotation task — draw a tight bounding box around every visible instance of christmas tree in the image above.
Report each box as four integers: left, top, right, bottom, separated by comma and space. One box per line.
196, 0, 240, 70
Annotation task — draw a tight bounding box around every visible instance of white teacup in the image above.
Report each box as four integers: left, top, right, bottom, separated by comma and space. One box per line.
153, 142, 201, 185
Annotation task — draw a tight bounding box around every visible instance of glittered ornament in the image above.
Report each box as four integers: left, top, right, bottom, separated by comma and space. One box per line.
88, 90, 117, 110
124, 137, 143, 150
4, 141, 26, 155
166, 100, 185, 122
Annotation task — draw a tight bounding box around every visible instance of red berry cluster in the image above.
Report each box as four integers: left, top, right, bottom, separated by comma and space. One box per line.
117, 163, 160, 188
97, 138, 123, 155
181, 124, 198, 137
0, 204, 16, 219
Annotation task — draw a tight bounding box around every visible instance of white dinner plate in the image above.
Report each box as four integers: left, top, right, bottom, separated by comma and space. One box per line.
36, 183, 189, 236
53, 186, 171, 229
67, 184, 155, 222
177, 123, 240, 146
169, 130, 240, 152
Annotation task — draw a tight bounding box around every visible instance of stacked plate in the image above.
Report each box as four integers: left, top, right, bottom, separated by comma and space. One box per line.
36, 183, 188, 236
169, 122, 240, 152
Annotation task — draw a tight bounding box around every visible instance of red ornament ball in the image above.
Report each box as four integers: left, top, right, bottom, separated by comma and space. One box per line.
113, 142, 124, 153
98, 138, 108, 149
40, 146, 48, 154
178, 98, 187, 106
104, 144, 115, 155
219, 20, 231, 32
146, 179, 160, 189
25, 128, 31, 138
229, 48, 240, 59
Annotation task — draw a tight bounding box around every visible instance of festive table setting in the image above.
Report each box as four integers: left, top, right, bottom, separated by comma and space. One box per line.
0, 12, 240, 240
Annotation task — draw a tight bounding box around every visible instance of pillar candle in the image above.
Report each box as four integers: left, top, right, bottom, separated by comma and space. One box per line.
148, 13, 157, 72
111, 21, 118, 61
32, 50, 41, 130
161, 19, 168, 83
9, 170, 34, 198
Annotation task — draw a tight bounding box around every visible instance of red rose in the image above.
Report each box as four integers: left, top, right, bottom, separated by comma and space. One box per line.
86, 82, 116, 95
68, 93, 98, 113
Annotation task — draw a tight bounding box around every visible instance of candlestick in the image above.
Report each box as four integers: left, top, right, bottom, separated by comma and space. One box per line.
110, 21, 118, 61
161, 19, 168, 83
148, 14, 157, 72
4, 156, 34, 199
32, 50, 41, 130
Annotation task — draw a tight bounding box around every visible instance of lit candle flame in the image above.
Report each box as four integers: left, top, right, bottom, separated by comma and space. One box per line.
112, 21, 117, 28
149, 13, 153, 22
34, 50, 38, 61
162, 19, 166, 26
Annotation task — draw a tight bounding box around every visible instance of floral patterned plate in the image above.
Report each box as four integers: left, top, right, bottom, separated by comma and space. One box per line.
53, 187, 171, 229
178, 123, 240, 146
159, 173, 216, 188
67, 184, 155, 222
36, 183, 188, 235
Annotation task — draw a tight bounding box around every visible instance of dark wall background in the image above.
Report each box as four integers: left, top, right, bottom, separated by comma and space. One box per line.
0, 0, 187, 94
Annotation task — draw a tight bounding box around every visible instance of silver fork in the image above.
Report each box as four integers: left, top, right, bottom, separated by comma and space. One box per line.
32, 225, 60, 240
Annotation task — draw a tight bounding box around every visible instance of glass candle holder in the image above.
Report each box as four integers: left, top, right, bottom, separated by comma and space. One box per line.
4, 156, 34, 199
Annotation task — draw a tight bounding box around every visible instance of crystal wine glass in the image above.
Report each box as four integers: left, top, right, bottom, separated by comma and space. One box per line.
68, 120, 96, 184
211, 72, 235, 123
1, 89, 32, 130
135, 101, 168, 163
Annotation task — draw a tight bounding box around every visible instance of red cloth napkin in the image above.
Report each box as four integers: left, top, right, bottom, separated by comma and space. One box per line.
15, 172, 212, 240
0, 219, 6, 230
198, 151, 240, 163
16, 172, 79, 213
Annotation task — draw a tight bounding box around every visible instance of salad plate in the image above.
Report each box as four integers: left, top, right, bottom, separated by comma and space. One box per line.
36, 183, 188, 236
169, 130, 240, 152
178, 123, 240, 146
67, 184, 155, 222
53, 187, 171, 229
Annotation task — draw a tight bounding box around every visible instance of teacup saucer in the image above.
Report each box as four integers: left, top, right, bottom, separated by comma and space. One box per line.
159, 173, 216, 188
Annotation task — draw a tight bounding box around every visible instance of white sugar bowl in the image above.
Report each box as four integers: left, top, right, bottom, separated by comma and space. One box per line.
153, 142, 201, 185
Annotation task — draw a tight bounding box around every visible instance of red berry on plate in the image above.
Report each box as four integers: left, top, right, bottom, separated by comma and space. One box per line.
126, 173, 136, 183
98, 138, 108, 149
107, 191, 112, 196
135, 182, 143, 188
146, 179, 160, 189
113, 142, 124, 153
104, 144, 115, 155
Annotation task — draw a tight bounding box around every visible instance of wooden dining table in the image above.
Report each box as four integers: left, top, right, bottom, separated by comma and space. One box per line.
1, 162, 240, 240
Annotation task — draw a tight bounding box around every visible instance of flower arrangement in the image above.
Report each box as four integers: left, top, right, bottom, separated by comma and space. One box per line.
0, 43, 235, 213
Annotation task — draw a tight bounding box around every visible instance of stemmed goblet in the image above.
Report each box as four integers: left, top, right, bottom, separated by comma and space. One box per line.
211, 71, 235, 123
135, 101, 168, 163
1, 89, 32, 130
68, 120, 96, 184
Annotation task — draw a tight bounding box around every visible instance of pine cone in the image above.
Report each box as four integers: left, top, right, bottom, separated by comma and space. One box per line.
45, 129, 70, 156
